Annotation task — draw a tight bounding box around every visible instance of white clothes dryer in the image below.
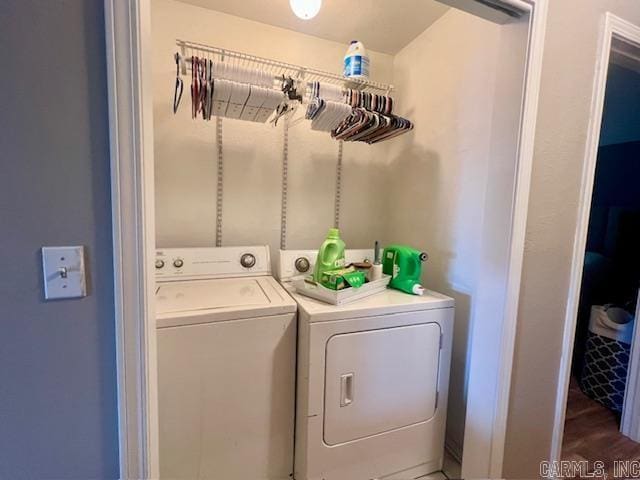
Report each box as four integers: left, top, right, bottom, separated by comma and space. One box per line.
155, 246, 296, 479
279, 250, 454, 480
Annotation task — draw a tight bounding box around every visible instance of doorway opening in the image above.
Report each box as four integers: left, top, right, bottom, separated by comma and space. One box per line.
553, 16, 640, 477
562, 56, 640, 471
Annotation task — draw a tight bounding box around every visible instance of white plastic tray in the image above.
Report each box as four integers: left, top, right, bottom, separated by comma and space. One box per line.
292, 275, 391, 305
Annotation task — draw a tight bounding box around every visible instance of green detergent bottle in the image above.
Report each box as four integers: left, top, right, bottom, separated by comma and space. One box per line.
382, 245, 428, 295
313, 228, 346, 282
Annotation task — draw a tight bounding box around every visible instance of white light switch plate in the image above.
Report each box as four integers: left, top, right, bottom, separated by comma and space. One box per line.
42, 246, 87, 300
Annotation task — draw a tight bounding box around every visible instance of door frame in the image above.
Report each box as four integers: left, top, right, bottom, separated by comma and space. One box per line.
550, 12, 640, 464
104, 1, 159, 478
104, 0, 548, 477
622, 294, 640, 440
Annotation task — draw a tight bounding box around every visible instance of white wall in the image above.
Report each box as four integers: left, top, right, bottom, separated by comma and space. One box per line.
152, 0, 393, 262
387, 10, 500, 457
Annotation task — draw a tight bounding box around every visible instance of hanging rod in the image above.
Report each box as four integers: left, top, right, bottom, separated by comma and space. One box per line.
176, 39, 394, 95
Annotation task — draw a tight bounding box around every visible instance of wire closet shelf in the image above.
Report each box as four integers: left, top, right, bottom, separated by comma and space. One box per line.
177, 39, 394, 95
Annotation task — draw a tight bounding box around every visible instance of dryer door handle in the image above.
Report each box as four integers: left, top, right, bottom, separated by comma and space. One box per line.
340, 373, 354, 407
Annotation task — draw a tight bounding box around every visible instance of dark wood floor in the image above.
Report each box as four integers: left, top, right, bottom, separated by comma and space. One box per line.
562, 378, 640, 476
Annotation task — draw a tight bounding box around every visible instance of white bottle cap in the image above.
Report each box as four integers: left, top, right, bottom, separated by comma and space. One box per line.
412, 285, 425, 296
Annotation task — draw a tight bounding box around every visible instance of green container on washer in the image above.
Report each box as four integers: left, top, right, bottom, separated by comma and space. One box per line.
382, 245, 428, 295
313, 228, 346, 283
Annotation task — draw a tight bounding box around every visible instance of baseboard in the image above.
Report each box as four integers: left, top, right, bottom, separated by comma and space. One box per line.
445, 437, 463, 464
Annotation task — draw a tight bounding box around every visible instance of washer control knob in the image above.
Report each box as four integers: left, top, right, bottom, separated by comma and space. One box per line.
295, 257, 310, 273
173, 258, 184, 268
155, 259, 165, 269
240, 253, 256, 268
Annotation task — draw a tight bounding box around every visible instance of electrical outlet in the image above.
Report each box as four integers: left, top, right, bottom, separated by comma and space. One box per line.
42, 246, 87, 300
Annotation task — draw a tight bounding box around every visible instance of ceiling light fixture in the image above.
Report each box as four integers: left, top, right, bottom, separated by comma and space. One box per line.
289, 0, 322, 20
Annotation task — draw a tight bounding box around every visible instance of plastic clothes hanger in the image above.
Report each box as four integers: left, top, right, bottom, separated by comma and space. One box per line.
281, 76, 302, 102
197, 58, 207, 118
173, 53, 184, 114
191, 56, 198, 119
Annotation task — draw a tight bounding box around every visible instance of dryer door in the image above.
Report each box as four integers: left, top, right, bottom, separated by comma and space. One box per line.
323, 322, 440, 446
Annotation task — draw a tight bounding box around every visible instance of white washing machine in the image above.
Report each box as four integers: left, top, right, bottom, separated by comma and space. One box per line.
279, 250, 454, 480
155, 246, 297, 479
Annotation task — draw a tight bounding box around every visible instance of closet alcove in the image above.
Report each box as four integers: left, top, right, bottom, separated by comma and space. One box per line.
150, 0, 531, 476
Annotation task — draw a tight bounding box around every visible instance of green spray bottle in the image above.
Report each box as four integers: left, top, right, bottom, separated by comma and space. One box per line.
382, 245, 428, 295
313, 228, 346, 282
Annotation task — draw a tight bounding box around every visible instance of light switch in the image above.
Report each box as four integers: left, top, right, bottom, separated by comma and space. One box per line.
42, 246, 87, 300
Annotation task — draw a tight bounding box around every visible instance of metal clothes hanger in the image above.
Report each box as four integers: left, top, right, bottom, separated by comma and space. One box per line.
271, 101, 298, 126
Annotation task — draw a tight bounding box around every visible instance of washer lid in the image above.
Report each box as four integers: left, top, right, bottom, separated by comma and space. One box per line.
157, 277, 270, 313
156, 276, 296, 327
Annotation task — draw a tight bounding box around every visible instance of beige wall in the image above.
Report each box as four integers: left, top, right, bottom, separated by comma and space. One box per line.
151, 0, 393, 262
388, 10, 500, 457
504, 1, 640, 477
